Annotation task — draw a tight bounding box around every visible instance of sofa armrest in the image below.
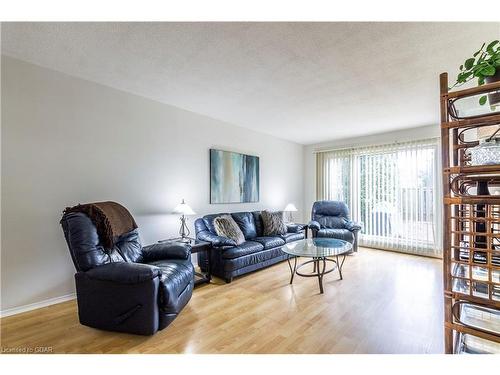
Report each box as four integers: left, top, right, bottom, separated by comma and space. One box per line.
142, 242, 191, 262
197, 231, 237, 247
308, 220, 321, 231
84, 262, 161, 285
345, 220, 362, 232
287, 224, 306, 233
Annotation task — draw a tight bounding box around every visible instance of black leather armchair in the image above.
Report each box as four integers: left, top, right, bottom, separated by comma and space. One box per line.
308, 200, 362, 252
61, 211, 194, 335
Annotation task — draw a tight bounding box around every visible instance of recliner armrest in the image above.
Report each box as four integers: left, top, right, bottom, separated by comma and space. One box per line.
345, 220, 362, 232
84, 262, 161, 284
142, 242, 191, 261
197, 231, 237, 247
308, 220, 321, 231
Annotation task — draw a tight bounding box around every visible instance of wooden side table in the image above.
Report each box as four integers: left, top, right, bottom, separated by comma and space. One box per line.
158, 237, 212, 286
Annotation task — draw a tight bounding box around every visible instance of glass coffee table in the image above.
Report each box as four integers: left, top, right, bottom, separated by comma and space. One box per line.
282, 238, 352, 294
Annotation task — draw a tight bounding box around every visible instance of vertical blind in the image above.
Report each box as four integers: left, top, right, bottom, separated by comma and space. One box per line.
316, 138, 442, 258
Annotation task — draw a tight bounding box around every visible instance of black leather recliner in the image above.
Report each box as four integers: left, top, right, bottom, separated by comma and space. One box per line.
308, 200, 362, 252
61, 211, 194, 335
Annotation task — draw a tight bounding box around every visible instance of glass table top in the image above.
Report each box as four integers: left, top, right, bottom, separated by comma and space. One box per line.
282, 238, 352, 257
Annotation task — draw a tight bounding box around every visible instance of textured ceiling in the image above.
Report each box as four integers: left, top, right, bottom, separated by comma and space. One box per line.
2, 22, 499, 144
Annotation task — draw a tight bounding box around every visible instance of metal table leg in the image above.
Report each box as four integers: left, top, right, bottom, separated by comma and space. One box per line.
335, 254, 346, 280
287, 255, 298, 284
317, 257, 327, 294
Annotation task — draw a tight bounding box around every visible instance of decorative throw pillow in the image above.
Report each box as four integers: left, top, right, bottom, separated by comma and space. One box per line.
213, 215, 245, 245
261, 210, 287, 236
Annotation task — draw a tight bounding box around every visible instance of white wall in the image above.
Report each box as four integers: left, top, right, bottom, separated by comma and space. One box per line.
1, 56, 304, 313
303, 125, 441, 218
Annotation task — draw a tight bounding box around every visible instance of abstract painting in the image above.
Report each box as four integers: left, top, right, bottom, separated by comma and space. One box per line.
210, 149, 259, 203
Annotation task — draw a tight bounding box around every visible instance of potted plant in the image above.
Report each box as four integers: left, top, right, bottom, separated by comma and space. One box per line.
452, 40, 500, 106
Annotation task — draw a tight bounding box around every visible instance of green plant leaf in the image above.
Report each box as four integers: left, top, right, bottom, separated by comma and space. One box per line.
459, 64, 464, 70
487, 40, 499, 53
481, 65, 496, 76
478, 76, 485, 85
479, 95, 487, 105
464, 58, 475, 70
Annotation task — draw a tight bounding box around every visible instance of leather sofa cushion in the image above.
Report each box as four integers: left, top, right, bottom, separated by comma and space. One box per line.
316, 228, 354, 242
252, 236, 285, 249
203, 213, 229, 234
280, 232, 305, 243
252, 211, 265, 237
223, 247, 286, 272
147, 259, 194, 312
231, 212, 257, 239
221, 241, 264, 259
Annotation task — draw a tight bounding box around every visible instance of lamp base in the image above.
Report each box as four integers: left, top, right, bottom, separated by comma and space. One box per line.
179, 215, 191, 240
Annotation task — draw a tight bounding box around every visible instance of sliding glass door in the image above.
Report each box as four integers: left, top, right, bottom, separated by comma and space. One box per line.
316, 139, 441, 257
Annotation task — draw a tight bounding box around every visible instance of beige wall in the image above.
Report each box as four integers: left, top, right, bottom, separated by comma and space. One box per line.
0, 56, 304, 313
303, 125, 441, 219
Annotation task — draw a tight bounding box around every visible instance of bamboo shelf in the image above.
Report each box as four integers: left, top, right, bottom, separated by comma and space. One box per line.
440, 72, 500, 354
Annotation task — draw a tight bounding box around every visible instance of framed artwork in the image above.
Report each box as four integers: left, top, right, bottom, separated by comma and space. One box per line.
210, 149, 260, 204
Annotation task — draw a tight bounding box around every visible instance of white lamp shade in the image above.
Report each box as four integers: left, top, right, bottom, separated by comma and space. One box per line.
284, 203, 298, 212
173, 200, 196, 215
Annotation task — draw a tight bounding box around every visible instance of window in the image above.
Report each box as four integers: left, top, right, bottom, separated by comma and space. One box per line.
316, 139, 441, 257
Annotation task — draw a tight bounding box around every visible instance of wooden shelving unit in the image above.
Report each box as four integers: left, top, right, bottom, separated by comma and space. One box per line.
440, 72, 500, 354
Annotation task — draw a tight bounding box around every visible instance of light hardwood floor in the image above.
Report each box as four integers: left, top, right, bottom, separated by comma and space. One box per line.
0, 248, 444, 354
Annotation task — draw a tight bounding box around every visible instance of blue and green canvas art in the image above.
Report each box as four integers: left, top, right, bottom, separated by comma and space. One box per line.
210, 149, 260, 203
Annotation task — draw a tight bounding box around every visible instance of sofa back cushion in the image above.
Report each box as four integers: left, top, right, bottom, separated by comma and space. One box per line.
202, 213, 229, 234
61, 212, 125, 272
252, 211, 265, 237
213, 215, 246, 245
231, 212, 257, 239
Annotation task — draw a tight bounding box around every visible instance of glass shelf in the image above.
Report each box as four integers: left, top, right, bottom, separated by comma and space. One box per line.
458, 248, 500, 267
451, 263, 500, 283
454, 302, 500, 336
456, 333, 500, 354
449, 91, 500, 120
452, 277, 500, 300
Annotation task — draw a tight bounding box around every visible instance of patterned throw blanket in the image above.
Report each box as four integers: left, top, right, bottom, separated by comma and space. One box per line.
63, 201, 138, 250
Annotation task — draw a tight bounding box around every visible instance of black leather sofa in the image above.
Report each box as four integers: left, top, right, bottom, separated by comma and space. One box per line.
194, 211, 305, 283
61, 211, 194, 335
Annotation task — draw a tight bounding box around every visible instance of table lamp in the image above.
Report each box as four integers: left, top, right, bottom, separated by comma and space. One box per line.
173, 199, 196, 242
284, 203, 298, 223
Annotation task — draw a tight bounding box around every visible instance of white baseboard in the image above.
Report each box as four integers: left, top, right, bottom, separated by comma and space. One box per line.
0, 293, 77, 318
